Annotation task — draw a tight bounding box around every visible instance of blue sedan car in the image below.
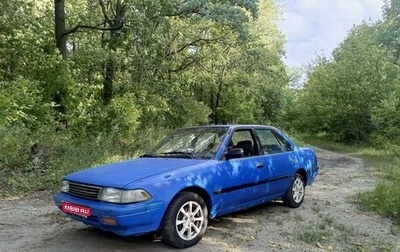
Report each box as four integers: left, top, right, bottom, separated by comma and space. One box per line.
53, 125, 319, 248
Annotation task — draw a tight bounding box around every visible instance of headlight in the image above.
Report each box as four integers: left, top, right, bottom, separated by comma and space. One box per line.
61, 180, 69, 192
99, 188, 152, 203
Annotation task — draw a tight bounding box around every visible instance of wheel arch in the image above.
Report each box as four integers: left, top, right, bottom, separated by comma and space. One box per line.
158, 186, 212, 230
296, 168, 308, 185
181, 186, 212, 210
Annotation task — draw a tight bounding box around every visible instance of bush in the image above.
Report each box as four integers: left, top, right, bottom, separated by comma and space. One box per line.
103, 93, 140, 139
0, 126, 32, 174
371, 91, 400, 147
0, 78, 54, 129
67, 88, 140, 139
0, 125, 63, 194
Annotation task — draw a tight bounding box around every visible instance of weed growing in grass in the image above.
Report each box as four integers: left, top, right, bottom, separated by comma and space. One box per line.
352, 239, 396, 252
221, 229, 232, 239
296, 216, 335, 245
311, 204, 321, 213
48, 211, 70, 224
390, 225, 400, 235
322, 216, 334, 226
294, 213, 304, 223
280, 208, 290, 214
274, 218, 283, 226
255, 215, 264, 225
334, 223, 353, 243
385, 159, 400, 181
297, 223, 332, 245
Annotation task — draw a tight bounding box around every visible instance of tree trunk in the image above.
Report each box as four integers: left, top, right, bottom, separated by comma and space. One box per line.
214, 65, 226, 124
103, 56, 115, 105
101, 0, 124, 105
54, 0, 67, 60
54, 0, 67, 118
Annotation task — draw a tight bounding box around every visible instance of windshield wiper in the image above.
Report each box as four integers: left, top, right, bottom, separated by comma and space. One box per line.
160, 151, 195, 159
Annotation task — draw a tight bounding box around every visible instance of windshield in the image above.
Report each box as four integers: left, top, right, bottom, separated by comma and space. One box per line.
145, 127, 229, 159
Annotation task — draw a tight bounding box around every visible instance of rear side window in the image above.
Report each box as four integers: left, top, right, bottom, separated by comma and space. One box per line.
256, 129, 292, 154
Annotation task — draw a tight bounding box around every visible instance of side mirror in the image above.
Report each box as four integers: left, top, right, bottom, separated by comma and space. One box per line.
225, 148, 244, 160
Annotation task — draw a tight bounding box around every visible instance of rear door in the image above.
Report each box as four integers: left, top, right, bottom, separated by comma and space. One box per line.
254, 128, 296, 197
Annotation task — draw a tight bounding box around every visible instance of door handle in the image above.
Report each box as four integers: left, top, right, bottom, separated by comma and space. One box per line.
256, 162, 264, 168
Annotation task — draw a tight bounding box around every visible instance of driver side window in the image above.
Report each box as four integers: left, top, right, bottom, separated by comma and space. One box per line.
229, 130, 255, 157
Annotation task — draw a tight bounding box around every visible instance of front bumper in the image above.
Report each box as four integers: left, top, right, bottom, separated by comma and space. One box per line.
53, 192, 165, 236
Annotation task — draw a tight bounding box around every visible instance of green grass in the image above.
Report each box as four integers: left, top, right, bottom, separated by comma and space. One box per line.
357, 176, 400, 222
294, 133, 400, 223
297, 225, 332, 245
296, 216, 339, 246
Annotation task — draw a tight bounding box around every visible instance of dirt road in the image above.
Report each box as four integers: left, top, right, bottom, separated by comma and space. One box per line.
1, 148, 399, 251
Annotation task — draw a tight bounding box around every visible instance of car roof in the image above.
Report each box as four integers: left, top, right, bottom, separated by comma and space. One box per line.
183, 124, 277, 131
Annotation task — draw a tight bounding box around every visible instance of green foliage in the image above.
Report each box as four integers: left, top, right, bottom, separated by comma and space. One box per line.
0, 129, 130, 195
0, 0, 54, 81
289, 2, 400, 147
0, 126, 34, 175
294, 22, 400, 143
0, 0, 289, 196
66, 88, 140, 139
59, 0, 286, 127
0, 78, 54, 128
371, 90, 400, 147
104, 94, 140, 138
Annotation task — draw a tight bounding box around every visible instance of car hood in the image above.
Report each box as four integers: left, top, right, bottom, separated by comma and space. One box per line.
64, 158, 208, 188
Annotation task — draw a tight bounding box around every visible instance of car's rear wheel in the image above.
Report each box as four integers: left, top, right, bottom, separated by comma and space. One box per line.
161, 192, 208, 248
283, 173, 305, 208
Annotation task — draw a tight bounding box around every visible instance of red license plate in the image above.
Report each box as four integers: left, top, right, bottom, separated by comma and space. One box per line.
61, 202, 91, 217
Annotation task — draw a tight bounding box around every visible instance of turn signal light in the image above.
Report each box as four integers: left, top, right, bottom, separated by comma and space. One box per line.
101, 217, 117, 226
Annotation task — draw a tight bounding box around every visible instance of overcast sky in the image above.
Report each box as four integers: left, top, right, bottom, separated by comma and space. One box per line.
279, 0, 384, 68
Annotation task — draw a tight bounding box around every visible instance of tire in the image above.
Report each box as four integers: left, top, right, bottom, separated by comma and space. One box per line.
283, 173, 305, 208
161, 192, 208, 248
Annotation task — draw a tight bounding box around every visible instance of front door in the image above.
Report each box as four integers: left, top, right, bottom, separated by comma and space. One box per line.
214, 129, 266, 211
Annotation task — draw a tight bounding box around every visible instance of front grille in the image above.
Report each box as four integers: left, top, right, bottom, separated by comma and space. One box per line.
68, 182, 101, 200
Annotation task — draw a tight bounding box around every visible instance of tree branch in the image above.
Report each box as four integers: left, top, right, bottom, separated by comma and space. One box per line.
98, 0, 112, 26
170, 57, 197, 73
166, 38, 216, 56
164, 32, 180, 53
61, 22, 124, 39
147, 7, 202, 20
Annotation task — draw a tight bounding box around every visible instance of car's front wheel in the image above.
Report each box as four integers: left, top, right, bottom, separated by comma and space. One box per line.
161, 192, 208, 248
283, 173, 305, 208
